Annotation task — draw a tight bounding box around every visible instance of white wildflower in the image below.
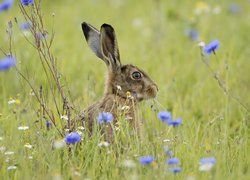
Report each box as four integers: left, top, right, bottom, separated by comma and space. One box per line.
53, 140, 66, 149
115, 126, 120, 131
125, 116, 133, 120
4, 151, 14, 155
121, 106, 130, 111
29, 90, 35, 96
199, 163, 214, 171
74, 171, 81, 176
8, 99, 16, 104
198, 41, 205, 47
60, 115, 69, 121
163, 139, 171, 142
64, 128, 70, 132
116, 85, 122, 91
98, 141, 109, 147
18, 126, 29, 131
122, 159, 136, 168
28, 156, 33, 159
212, 6, 221, 14
24, 143, 33, 149
77, 126, 85, 131
7, 165, 17, 170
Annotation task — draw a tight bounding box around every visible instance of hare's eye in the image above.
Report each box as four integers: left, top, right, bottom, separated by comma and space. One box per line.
132, 71, 142, 80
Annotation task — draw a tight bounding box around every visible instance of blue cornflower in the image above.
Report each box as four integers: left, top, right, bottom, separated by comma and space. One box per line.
169, 167, 182, 173
167, 158, 180, 165
163, 146, 174, 158
203, 40, 220, 54
185, 28, 199, 41
96, 112, 113, 124
19, 22, 32, 30
35, 32, 48, 40
229, 4, 241, 14
167, 118, 182, 127
20, 0, 34, 6
200, 157, 216, 165
0, 56, 16, 71
46, 120, 52, 129
199, 157, 216, 171
139, 156, 155, 165
158, 111, 171, 122
0, 0, 14, 12
65, 132, 81, 144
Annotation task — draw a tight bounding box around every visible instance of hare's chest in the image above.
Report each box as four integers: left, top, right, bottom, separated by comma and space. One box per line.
97, 96, 137, 122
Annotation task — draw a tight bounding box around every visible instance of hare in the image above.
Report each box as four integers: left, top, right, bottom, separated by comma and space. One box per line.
80, 22, 158, 137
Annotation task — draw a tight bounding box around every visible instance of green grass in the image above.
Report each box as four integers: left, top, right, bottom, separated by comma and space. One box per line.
0, 0, 249, 179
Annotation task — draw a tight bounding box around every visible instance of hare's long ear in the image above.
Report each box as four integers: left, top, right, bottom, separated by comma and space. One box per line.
100, 24, 121, 71
81, 22, 109, 65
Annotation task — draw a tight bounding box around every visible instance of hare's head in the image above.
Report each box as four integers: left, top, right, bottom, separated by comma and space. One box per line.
81, 22, 158, 102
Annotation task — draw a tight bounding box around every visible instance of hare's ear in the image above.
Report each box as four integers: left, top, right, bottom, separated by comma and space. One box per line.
100, 24, 121, 71
81, 22, 109, 65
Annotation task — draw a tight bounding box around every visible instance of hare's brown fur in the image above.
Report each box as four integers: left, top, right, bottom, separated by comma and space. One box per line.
80, 22, 158, 137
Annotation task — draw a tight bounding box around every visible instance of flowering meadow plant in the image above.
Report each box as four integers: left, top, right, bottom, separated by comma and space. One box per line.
166, 118, 182, 127
166, 158, 180, 165
139, 156, 155, 165
65, 132, 81, 144
199, 157, 216, 171
157, 111, 182, 127
20, 0, 34, 6
158, 111, 171, 122
169, 167, 182, 173
96, 112, 113, 124
0, 56, 15, 71
203, 40, 220, 54
46, 120, 52, 129
19, 22, 32, 30
0, 0, 13, 12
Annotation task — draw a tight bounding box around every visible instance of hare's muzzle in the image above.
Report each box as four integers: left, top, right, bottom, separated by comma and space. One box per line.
151, 84, 158, 97
146, 83, 158, 99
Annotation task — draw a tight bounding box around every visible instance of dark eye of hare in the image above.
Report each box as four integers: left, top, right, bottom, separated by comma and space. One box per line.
132, 71, 142, 80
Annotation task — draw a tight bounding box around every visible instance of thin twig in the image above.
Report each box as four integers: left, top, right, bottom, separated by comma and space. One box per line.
18, 1, 74, 132
0, 47, 7, 56
200, 48, 250, 113
15, 67, 63, 137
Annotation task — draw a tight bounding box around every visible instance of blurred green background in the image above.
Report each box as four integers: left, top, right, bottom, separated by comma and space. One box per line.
1, 0, 250, 108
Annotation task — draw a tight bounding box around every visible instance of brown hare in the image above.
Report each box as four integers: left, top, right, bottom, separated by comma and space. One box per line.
80, 22, 158, 138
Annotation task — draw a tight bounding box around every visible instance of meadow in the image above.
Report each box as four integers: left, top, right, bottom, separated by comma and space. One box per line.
0, 0, 249, 179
